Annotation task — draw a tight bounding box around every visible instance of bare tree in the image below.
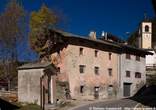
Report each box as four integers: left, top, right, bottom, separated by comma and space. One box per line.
0, 0, 25, 90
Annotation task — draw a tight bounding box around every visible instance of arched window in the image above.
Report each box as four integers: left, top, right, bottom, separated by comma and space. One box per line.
145, 25, 149, 32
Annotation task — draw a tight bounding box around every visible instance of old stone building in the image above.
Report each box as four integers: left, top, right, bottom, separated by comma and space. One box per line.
18, 29, 152, 107
41, 29, 151, 99
119, 49, 147, 97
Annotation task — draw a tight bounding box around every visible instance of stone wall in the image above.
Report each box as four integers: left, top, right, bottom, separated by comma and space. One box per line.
51, 44, 119, 100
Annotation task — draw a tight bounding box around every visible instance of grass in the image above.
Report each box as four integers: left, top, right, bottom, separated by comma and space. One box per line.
16, 103, 42, 110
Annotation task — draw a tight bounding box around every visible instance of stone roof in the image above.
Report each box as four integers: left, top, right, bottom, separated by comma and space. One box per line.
51, 29, 122, 48
50, 29, 153, 55
18, 62, 56, 70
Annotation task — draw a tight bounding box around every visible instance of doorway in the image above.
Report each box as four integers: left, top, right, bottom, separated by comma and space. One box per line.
123, 83, 131, 97
94, 87, 99, 99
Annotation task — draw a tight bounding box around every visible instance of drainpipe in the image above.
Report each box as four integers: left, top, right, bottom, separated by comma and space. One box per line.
118, 53, 122, 98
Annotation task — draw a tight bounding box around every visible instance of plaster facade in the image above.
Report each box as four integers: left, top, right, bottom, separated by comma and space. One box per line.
39, 29, 151, 100
18, 68, 56, 106
51, 44, 119, 99
119, 54, 146, 97
18, 69, 44, 105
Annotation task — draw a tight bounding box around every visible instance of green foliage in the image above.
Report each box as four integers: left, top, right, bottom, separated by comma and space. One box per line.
147, 74, 156, 85
29, 4, 58, 55
17, 103, 42, 110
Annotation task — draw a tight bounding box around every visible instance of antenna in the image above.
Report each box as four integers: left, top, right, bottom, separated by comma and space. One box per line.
105, 32, 107, 40
144, 11, 147, 20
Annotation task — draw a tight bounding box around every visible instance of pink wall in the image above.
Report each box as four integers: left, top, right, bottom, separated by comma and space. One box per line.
51, 44, 119, 99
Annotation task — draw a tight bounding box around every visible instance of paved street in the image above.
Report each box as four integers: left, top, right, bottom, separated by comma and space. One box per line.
72, 99, 139, 110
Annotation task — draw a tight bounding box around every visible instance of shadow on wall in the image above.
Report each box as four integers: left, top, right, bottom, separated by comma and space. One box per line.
0, 98, 19, 110
129, 85, 156, 107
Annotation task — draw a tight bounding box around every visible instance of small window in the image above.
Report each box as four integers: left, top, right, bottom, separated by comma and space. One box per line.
135, 72, 141, 78
108, 68, 112, 76
94, 67, 99, 75
79, 48, 83, 55
58, 67, 60, 73
126, 54, 131, 59
79, 65, 85, 73
80, 85, 84, 93
136, 56, 140, 61
109, 53, 112, 60
126, 71, 130, 77
94, 86, 99, 92
145, 25, 149, 32
95, 50, 98, 57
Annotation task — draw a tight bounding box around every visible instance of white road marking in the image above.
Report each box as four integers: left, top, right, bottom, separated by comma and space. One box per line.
134, 103, 140, 110
134, 103, 145, 110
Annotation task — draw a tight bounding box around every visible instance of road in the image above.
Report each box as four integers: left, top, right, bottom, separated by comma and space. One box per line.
72, 99, 139, 110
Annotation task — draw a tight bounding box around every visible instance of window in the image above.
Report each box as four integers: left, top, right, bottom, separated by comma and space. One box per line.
79, 65, 85, 73
109, 53, 112, 60
80, 85, 84, 93
108, 68, 112, 76
95, 50, 98, 57
126, 71, 130, 77
136, 56, 140, 61
135, 72, 141, 78
58, 67, 60, 73
126, 54, 131, 59
94, 86, 99, 99
94, 86, 99, 92
94, 67, 99, 75
145, 25, 149, 32
79, 48, 83, 55
108, 85, 113, 96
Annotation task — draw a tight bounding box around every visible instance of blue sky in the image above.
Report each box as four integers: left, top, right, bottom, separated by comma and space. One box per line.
21, 0, 154, 37
0, 0, 155, 61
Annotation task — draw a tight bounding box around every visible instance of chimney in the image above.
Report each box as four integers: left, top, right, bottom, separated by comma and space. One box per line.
101, 31, 105, 37
89, 31, 96, 39
104, 32, 108, 40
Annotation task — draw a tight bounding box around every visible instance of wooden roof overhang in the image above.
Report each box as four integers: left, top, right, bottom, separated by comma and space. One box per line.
41, 29, 153, 57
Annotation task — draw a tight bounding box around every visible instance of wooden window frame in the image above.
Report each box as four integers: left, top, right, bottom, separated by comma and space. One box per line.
135, 72, 141, 78
79, 47, 83, 55
109, 52, 112, 60
95, 50, 98, 57
79, 65, 85, 73
126, 71, 130, 77
94, 66, 99, 75
108, 68, 112, 76
80, 85, 84, 93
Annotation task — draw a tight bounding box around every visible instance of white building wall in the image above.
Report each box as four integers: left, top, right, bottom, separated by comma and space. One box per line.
18, 69, 44, 105
146, 51, 156, 67
120, 54, 146, 97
